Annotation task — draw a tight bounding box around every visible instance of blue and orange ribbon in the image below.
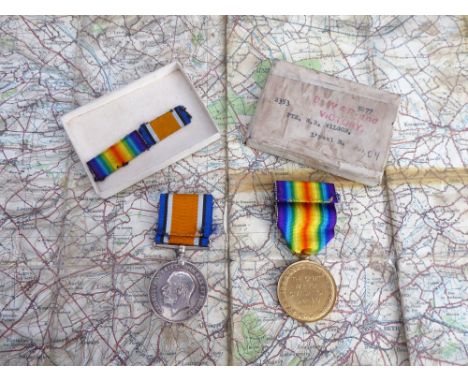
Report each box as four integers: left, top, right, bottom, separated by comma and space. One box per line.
87, 106, 192, 182
276, 181, 338, 255
155, 193, 214, 247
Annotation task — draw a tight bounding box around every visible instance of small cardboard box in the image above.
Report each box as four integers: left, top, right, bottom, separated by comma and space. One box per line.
246, 61, 401, 186
62, 62, 220, 198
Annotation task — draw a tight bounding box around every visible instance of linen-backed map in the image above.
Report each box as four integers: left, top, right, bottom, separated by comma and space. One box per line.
0, 16, 467, 365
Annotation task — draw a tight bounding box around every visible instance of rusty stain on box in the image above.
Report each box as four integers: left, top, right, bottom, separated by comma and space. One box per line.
246, 61, 401, 186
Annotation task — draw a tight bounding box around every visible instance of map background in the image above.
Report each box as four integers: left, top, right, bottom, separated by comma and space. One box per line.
0, 15, 466, 365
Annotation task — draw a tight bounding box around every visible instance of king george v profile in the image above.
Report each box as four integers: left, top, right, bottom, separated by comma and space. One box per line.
161, 271, 196, 317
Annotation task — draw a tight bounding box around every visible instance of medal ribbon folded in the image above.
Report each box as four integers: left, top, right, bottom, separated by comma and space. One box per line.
87, 106, 192, 182
155, 193, 214, 247
275, 181, 338, 255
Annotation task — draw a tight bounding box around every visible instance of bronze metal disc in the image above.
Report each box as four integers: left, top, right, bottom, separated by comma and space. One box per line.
277, 260, 337, 322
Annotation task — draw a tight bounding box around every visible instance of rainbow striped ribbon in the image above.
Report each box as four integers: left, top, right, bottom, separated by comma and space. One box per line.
155, 193, 214, 247
86, 106, 192, 182
276, 181, 338, 255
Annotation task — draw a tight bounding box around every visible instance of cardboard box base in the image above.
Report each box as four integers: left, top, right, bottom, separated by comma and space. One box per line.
62, 62, 220, 198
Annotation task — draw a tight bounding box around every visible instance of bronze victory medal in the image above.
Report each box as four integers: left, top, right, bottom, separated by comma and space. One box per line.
277, 260, 337, 322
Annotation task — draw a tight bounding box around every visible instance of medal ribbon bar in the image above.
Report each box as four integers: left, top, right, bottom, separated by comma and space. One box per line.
87, 106, 192, 182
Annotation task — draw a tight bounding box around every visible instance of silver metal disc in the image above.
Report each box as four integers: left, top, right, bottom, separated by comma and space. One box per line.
148, 260, 207, 323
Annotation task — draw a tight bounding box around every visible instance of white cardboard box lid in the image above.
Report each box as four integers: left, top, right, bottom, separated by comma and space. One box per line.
247, 61, 401, 186
62, 62, 220, 198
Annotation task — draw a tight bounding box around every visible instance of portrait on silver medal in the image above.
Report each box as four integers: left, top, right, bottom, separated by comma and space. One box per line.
149, 261, 207, 323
